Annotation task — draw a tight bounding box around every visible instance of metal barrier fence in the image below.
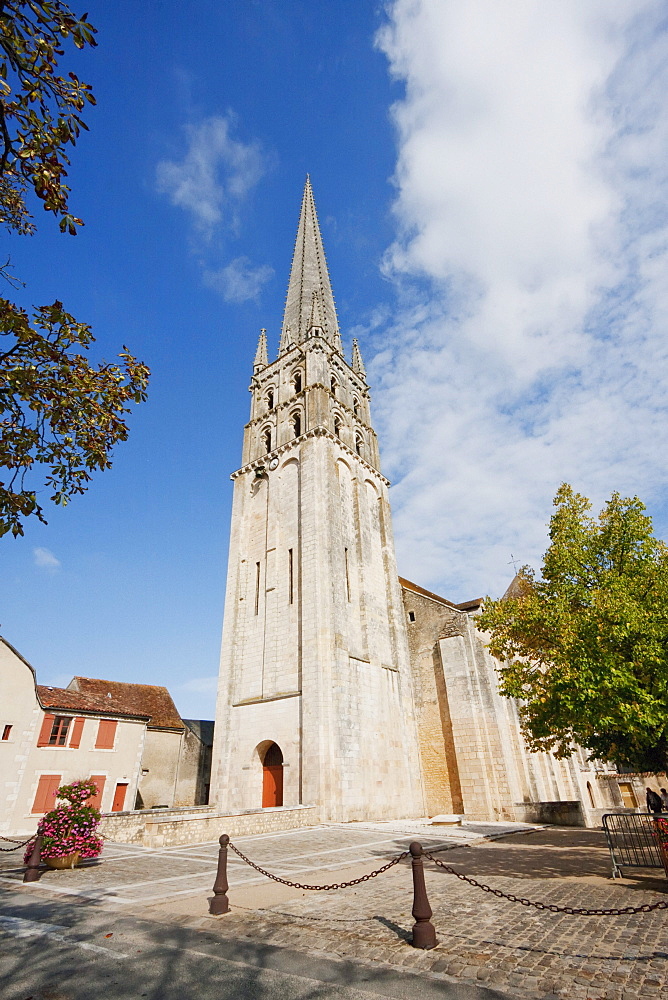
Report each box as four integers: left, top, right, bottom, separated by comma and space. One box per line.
602, 812, 668, 879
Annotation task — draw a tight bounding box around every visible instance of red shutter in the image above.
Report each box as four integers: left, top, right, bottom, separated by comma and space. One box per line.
88, 775, 106, 810
69, 717, 85, 749
95, 719, 117, 749
32, 774, 61, 813
36, 714, 55, 747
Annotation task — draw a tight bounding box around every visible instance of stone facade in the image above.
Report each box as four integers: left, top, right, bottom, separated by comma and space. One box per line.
400, 579, 621, 826
211, 178, 423, 823
210, 177, 635, 835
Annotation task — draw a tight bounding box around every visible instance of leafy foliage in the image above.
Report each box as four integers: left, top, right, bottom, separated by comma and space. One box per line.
0, 0, 97, 235
0, 3, 149, 535
24, 777, 103, 862
479, 484, 668, 772
0, 298, 149, 535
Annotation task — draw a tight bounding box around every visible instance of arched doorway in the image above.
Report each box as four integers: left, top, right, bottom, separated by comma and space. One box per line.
262, 742, 284, 807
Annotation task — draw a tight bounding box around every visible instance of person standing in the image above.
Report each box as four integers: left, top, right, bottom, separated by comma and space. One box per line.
660, 788, 668, 811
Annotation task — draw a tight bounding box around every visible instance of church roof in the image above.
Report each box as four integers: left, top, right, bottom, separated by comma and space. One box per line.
399, 576, 482, 612
282, 176, 339, 348
67, 676, 185, 730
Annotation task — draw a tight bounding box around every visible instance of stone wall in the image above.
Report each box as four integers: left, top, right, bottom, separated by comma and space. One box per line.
100, 803, 319, 848
514, 800, 585, 826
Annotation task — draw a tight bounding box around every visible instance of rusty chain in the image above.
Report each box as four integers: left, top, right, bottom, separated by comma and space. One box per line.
228, 841, 409, 890
0, 835, 33, 852
423, 853, 668, 915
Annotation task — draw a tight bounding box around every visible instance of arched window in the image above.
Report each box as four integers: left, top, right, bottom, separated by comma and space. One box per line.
292, 370, 302, 394
587, 781, 596, 808
266, 388, 274, 410
291, 412, 301, 438
355, 434, 363, 456
330, 376, 338, 396
334, 416, 342, 438
263, 428, 272, 453
353, 397, 360, 417
261, 742, 283, 808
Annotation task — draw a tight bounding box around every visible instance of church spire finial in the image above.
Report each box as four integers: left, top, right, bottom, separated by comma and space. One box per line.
253, 328, 269, 373
281, 176, 340, 352
351, 338, 366, 379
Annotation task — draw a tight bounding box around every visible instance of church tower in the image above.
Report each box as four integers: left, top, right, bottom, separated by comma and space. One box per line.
211, 178, 424, 822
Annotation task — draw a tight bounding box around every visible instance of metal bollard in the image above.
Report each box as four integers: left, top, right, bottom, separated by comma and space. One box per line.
209, 834, 230, 915
23, 835, 43, 883
409, 841, 437, 949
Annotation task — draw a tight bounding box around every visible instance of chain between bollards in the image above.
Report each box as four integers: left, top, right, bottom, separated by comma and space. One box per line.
409, 841, 437, 949
23, 835, 43, 883
209, 834, 230, 915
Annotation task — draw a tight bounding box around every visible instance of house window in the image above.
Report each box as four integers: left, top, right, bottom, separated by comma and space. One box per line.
291, 412, 301, 437
32, 774, 62, 814
266, 388, 274, 410
48, 716, 72, 747
288, 548, 294, 605
408, 611, 416, 623
355, 434, 363, 456
353, 397, 360, 416
330, 376, 338, 396
95, 719, 117, 750
88, 775, 106, 810
292, 370, 302, 394
334, 416, 342, 438
1, 724, 11, 741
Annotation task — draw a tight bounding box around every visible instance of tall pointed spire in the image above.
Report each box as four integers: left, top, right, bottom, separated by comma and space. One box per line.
351, 338, 366, 379
253, 328, 268, 372
281, 176, 340, 350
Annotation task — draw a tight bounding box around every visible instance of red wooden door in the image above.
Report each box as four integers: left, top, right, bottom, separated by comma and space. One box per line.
111, 783, 128, 812
262, 765, 283, 807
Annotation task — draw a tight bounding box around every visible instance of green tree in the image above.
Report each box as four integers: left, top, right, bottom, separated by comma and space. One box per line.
0, 2, 148, 537
479, 484, 668, 772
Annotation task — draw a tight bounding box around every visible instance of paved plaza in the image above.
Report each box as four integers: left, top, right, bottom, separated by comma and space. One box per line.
1, 820, 668, 1000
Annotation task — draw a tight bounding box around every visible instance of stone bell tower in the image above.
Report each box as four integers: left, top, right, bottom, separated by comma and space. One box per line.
211, 177, 424, 822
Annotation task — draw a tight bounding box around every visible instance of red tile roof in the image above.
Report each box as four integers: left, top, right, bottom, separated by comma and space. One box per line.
36, 685, 149, 720
68, 677, 184, 730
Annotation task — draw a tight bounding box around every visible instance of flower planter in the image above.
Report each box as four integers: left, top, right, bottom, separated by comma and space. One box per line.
44, 851, 80, 870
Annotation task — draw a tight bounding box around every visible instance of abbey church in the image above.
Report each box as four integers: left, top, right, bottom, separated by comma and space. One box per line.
210, 178, 624, 828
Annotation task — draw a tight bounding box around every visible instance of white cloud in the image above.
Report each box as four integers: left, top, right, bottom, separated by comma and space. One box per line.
33, 547, 61, 572
204, 256, 273, 303
156, 114, 265, 239
373, 1, 668, 601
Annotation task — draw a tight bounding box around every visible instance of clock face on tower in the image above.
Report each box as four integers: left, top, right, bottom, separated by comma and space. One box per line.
268, 457, 279, 470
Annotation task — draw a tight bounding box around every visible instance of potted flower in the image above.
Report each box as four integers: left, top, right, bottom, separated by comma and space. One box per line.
24, 778, 103, 869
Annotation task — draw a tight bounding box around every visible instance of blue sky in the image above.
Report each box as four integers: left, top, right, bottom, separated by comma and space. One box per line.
2, 1, 668, 720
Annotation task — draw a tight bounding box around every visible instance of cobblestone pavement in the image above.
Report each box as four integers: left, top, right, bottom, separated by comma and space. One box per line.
0, 819, 528, 904
2, 823, 668, 1000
